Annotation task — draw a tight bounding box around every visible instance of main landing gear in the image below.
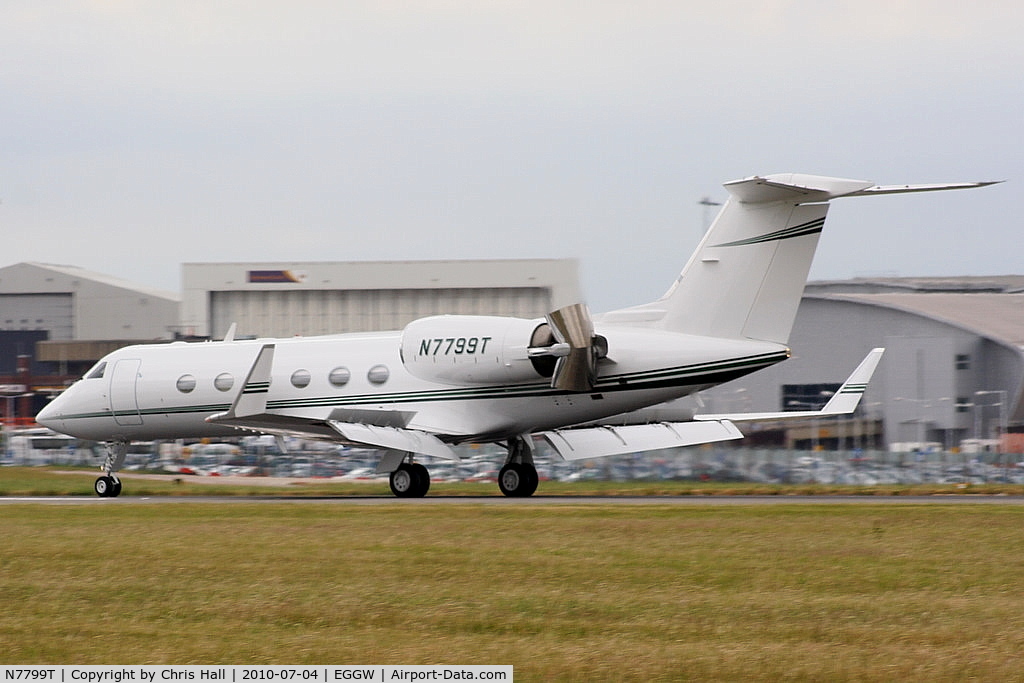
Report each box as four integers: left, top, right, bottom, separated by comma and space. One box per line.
381, 435, 540, 498
95, 441, 127, 498
497, 435, 539, 498
389, 461, 431, 498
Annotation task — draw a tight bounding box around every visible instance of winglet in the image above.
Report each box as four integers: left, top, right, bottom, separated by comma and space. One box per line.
817, 347, 885, 415
694, 348, 885, 423
206, 344, 275, 422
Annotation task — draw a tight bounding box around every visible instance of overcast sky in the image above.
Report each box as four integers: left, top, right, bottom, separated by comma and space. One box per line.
2, 2, 1020, 312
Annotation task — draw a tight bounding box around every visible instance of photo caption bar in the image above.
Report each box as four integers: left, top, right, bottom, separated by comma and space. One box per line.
0, 668, 512, 683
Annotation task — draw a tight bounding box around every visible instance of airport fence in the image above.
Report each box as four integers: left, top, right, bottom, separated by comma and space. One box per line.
4, 430, 1024, 485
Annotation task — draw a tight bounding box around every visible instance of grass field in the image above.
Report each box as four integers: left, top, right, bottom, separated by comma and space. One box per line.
3, 498, 1024, 681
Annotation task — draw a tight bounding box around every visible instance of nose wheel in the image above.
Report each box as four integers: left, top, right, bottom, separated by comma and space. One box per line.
94, 475, 122, 498
95, 441, 128, 497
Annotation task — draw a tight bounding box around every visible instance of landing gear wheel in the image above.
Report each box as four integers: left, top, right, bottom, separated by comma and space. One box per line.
389, 463, 429, 498
499, 463, 538, 497
410, 463, 430, 497
519, 463, 539, 497
94, 475, 120, 498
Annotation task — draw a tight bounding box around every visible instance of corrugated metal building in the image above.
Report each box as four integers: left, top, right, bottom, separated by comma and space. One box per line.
181, 259, 581, 339
0, 262, 180, 341
0, 262, 182, 418
699, 277, 1024, 449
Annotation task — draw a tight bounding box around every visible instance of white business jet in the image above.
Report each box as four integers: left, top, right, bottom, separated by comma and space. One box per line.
36, 173, 995, 497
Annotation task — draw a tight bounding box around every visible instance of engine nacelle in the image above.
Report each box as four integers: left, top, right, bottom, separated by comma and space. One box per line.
401, 315, 549, 386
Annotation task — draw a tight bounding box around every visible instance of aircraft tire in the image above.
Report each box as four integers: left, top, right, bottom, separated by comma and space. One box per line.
520, 463, 539, 497
110, 477, 123, 497
410, 463, 430, 497
390, 463, 429, 498
94, 476, 114, 498
499, 463, 537, 497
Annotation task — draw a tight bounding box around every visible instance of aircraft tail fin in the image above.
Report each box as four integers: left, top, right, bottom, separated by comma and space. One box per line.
601, 174, 997, 345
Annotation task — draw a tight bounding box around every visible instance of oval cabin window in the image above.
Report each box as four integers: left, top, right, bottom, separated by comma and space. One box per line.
367, 365, 390, 385
176, 375, 197, 393
328, 367, 351, 387
291, 369, 312, 389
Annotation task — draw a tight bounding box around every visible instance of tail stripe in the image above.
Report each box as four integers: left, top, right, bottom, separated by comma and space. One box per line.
711, 217, 825, 248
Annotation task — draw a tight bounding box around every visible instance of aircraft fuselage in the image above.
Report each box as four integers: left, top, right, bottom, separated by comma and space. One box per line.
38, 327, 788, 444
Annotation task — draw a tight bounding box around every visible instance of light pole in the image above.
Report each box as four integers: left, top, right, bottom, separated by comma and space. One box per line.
974, 390, 1008, 446
787, 399, 819, 451
974, 391, 1008, 480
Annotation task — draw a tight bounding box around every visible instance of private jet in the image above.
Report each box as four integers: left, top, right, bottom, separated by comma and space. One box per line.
35, 173, 995, 497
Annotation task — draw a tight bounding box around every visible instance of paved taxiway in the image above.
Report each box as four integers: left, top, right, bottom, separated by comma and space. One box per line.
4, 495, 1024, 505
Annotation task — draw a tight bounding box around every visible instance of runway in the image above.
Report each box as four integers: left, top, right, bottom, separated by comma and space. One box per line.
4, 494, 1024, 505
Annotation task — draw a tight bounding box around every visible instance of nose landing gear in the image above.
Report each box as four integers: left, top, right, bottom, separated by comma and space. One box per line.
95, 441, 127, 497
94, 474, 122, 498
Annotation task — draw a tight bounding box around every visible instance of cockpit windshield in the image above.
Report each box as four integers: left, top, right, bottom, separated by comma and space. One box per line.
84, 361, 107, 380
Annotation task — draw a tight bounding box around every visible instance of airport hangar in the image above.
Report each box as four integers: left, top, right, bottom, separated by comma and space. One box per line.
0, 259, 580, 420
3, 260, 1023, 451
697, 276, 1024, 452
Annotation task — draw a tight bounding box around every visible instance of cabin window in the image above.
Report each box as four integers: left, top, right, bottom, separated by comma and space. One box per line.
328, 367, 351, 387
367, 365, 390, 385
214, 373, 235, 392
291, 369, 312, 389
85, 362, 107, 380
176, 374, 197, 393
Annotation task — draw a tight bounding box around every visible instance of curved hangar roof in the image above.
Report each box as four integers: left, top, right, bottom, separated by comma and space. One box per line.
805, 277, 1024, 349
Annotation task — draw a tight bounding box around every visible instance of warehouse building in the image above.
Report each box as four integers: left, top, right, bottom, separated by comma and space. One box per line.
0, 262, 181, 420
699, 277, 1024, 451
181, 259, 581, 339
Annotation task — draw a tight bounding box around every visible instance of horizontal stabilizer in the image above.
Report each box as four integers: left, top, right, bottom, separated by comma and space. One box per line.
724, 174, 1000, 205
847, 181, 1002, 197
327, 421, 459, 460
541, 420, 743, 461
724, 174, 874, 204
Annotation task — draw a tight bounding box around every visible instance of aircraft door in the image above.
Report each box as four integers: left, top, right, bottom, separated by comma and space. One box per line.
110, 358, 144, 426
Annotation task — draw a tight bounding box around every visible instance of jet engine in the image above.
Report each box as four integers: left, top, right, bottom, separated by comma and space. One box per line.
400, 305, 608, 390
400, 315, 548, 386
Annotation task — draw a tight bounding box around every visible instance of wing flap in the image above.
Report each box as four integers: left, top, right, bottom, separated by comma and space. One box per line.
327, 420, 459, 460
541, 420, 742, 461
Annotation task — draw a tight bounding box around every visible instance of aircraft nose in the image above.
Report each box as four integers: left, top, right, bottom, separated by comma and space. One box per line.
35, 397, 63, 429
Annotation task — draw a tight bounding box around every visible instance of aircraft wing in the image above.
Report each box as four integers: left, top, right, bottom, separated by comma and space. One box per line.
693, 347, 884, 422
540, 420, 743, 461
540, 348, 883, 461
205, 343, 460, 459
325, 421, 459, 460
208, 411, 460, 460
